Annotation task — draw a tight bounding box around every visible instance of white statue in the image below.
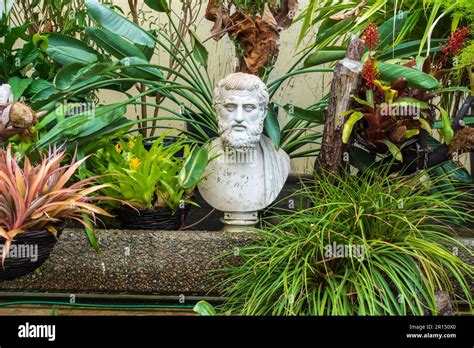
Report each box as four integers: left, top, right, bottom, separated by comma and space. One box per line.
198, 73, 291, 231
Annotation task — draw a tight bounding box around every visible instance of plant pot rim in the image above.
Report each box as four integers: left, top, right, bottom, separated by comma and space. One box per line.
0, 222, 65, 239
115, 205, 187, 213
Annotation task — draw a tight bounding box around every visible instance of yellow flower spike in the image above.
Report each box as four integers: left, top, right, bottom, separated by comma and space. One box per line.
115, 144, 122, 153
130, 157, 141, 170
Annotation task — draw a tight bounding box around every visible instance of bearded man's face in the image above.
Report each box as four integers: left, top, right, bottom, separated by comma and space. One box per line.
216, 89, 265, 150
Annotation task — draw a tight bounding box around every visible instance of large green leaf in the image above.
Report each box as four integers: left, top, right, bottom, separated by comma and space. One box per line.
178, 146, 208, 190
342, 111, 364, 143
46, 33, 99, 66
315, 17, 352, 46
297, 0, 317, 47
304, 48, 346, 68
85, 0, 155, 47
118, 57, 164, 80
379, 39, 445, 60
36, 103, 126, 148
7, 76, 33, 101
74, 117, 132, 147
377, 11, 408, 50
378, 62, 441, 90
53, 63, 86, 90
391, 98, 428, 109
144, 0, 170, 13
86, 27, 148, 60
189, 30, 208, 68
282, 104, 325, 124
25, 79, 53, 97
31, 76, 105, 110
263, 105, 281, 149
54, 62, 112, 90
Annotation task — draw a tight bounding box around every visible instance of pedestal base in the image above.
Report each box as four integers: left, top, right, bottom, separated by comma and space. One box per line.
221, 211, 258, 232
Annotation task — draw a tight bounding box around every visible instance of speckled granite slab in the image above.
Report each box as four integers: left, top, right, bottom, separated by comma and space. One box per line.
0, 229, 252, 296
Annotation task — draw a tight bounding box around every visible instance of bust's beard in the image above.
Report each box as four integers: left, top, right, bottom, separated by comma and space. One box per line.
221, 131, 261, 151
219, 121, 263, 151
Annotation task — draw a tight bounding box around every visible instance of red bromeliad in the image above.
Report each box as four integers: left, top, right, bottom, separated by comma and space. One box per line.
439, 26, 471, 65
363, 23, 381, 51
440, 26, 471, 57
362, 58, 379, 89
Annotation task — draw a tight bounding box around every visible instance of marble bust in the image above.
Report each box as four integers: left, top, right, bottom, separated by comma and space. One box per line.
198, 73, 291, 231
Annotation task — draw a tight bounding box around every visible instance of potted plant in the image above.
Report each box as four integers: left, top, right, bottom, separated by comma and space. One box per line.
0, 146, 111, 280
83, 133, 208, 230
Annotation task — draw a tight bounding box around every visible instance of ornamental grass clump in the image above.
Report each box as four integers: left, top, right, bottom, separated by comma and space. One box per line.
0, 146, 111, 261
219, 166, 473, 315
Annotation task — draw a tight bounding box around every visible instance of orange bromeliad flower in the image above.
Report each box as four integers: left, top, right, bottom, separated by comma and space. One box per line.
129, 157, 141, 170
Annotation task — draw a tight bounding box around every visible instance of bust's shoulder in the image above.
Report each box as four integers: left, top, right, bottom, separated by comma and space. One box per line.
260, 135, 290, 161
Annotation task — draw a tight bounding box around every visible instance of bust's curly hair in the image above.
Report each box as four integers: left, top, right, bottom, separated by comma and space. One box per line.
213, 73, 269, 109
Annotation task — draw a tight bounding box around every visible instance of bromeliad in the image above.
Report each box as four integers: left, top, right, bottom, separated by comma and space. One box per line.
0, 146, 112, 264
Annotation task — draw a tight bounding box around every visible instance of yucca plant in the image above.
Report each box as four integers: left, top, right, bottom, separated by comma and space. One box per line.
218, 165, 473, 315
0, 145, 111, 262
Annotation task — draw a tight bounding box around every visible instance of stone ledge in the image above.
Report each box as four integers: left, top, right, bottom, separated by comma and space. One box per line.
0, 229, 252, 296
0, 229, 472, 298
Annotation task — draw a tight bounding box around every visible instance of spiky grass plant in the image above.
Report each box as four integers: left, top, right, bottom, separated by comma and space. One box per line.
0, 146, 111, 261
219, 166, 473, 315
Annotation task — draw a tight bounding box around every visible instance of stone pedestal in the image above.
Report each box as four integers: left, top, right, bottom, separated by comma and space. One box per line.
222, 211, 258, 232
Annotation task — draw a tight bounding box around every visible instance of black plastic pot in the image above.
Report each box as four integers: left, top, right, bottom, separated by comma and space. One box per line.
0, 226, 63, 281
114, 205, 190, 230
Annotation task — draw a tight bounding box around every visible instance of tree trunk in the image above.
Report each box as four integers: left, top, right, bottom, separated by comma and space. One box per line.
314, 35, 365, 175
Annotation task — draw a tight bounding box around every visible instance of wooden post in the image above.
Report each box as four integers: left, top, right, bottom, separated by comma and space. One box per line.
314, 35, 365, 174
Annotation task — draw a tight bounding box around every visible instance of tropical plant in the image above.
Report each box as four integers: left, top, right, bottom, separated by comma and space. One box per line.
81, 133, 208, 212
297, 1, 473, 126
35, 102, 130, 149
0, 145, 112, 261
0, 0, 119, 103
340, 23, 449, 163
303, 15, 472, 177
218, 166, 473, 315
21, 0, 330, 160
296, 0, 472, 53
7, 0, 91, 38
